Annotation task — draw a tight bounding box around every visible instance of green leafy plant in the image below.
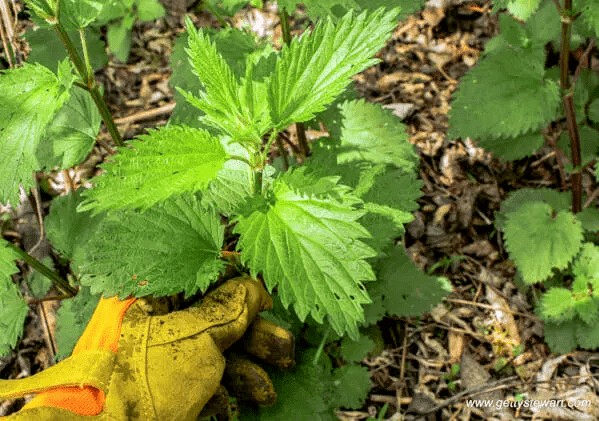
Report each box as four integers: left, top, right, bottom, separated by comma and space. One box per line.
447, 0, 599, 352
24, 0, 165, 65
0, 0, 451, 418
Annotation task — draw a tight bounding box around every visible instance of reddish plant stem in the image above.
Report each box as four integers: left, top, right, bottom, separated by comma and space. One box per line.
557, 0, 582, 213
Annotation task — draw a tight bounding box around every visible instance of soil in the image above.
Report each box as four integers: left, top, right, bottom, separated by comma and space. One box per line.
1, 0, 599, 420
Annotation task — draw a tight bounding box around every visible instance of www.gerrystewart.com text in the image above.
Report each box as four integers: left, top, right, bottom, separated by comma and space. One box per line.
466, 399, 591, 410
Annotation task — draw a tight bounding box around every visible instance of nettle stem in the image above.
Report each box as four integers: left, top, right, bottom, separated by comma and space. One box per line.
7, 242, 78, 297
279, 8, 310, 159
557, 0, 582, 213
52, 24, 124, 147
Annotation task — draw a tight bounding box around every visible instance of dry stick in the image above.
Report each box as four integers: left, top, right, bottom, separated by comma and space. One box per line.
396, 322, 409, 409
0, 0, 15, 68
583, 184, 599, 208
37, 301, 57, 363
444, 298, 541, 320
113, 102, 176, 125
571, 38, 596, 87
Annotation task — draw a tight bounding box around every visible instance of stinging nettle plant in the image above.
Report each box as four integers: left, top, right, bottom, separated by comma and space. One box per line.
447, 0, 599, 352
1, 0, 451, 417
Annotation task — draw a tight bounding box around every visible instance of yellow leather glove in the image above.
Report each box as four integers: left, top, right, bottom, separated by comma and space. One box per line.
0, 275, 292, 420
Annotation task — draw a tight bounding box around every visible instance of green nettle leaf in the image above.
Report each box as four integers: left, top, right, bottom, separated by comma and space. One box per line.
524, 0, 561, 47
234, 167, 376, 339
340, 334, 376, 363
81, 194, 225, 298
334, 163, 422, 252
575, 320, 599, 349
267, 7, 399, 130
569, 243, 599, 325
336, 100, 417, 169
448, 48, 560, 141
543, 319, 577, 353
539, 287, 576, 321
200, 140, 253, 216
558, 126, 599, 171
495, 188, 570, 228
55, 286, 100, 361
45, 192, 104, 270
80, 125, 228, 212
580, 0, 599, 36
478, 132, 545, 161
0, 240, 28, 358
205, 0, 248, 16
503, 201, 583, 284
363, 246, 452, 324
25, 27, 108, 71
0, 240, 19, 280
24, 0, 57, 20
576, 207, 599, 233
278, 0, 421, 21
60, 0, 105, 29
37, 87, 101, 170
0, 62, 72, 206
506, 0, 541, 21
246, 345, 371, 420
136, 0, 165, 21
182, 18, 261, 143
106, 17, 133, 63
589, 99, 599, 124
329, 365, 371, 409
0, 285, 29, 358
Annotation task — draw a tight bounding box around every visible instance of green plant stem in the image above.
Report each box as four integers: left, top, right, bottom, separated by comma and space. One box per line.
78, 28, 93, 85
53, 23, 87, 81
52, 23, 124, 147
88, 85, 124, 147
262, 130, 279, 164
557, 0, 582, 213
253, 168, 263, 195
229, 154, 253, 167
312, 327, 330, 366
279, 8, 310, 159
6, 242, 78, 297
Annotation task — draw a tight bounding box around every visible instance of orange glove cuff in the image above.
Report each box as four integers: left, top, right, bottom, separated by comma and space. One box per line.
21, 296, 136, 416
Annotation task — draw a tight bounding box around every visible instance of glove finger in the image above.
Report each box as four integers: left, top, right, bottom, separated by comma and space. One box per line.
240, 316, 295, 369
205, 276, 273, 352
147, 275, 272, 352
197, 385, 233, 421
223, 356, 277, 407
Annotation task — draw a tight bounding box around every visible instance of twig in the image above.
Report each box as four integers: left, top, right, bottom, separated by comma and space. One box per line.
113, 102, 176, 125
583, 185, 599, 209
571, 38, 596, 87
27, 182, 45, 258
37, 301, 56, 363
444, 298, 540, 320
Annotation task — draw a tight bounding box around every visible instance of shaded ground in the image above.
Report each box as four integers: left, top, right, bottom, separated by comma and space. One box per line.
2, 0, 599, 420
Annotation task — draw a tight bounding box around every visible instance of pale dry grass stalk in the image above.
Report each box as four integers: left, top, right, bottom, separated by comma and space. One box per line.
0, 0, 18, 68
